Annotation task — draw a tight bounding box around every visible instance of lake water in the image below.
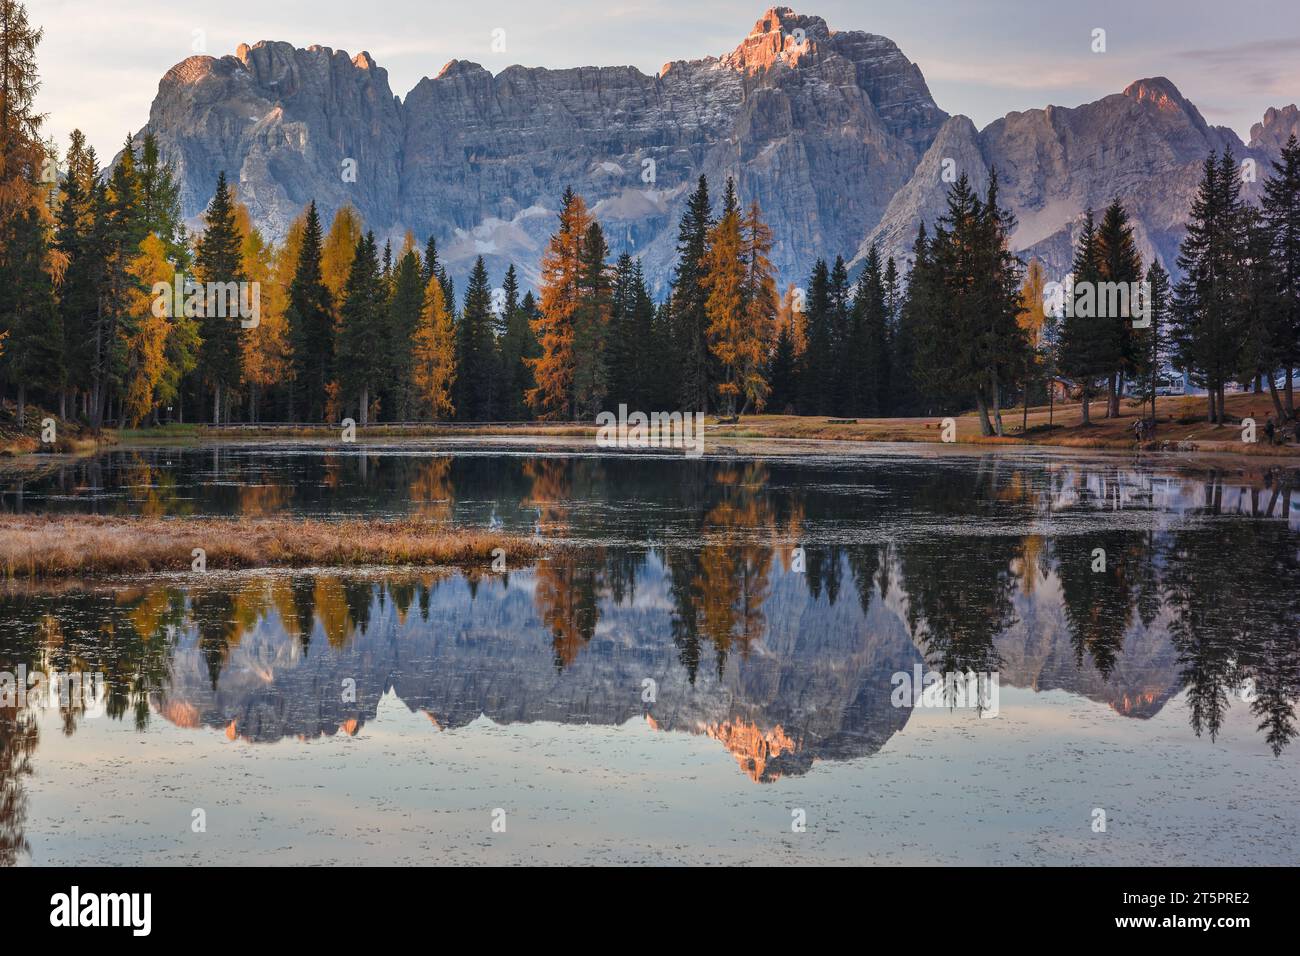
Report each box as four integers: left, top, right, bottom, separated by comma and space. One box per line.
2, 440, 1298, 865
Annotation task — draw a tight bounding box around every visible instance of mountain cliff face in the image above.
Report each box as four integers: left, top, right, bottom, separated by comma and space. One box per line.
139, 7, 947, 291
855, 77, 1266, 280
135, 6, 1295, 290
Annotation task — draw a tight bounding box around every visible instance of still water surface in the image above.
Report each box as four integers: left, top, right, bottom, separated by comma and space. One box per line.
1, 440, 1297, 865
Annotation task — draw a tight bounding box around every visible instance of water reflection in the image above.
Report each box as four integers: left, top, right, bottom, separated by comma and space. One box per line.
1, 446, 1298, 863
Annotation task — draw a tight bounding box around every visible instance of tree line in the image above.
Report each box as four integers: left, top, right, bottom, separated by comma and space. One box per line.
3, 0, 1299, 430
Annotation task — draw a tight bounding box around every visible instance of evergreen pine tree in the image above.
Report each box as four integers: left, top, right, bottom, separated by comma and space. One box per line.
194, 171, 245, 423
385, 248, 424, 419
336, 232, 385, 424
287, 201, 334, 421
454, 256, 496, 420
669, 175, 713, 411
1095, 199, 1142, 417
572, 221, 611, 418
1262, 133, 1300, 417
1171, 149, 1248, 424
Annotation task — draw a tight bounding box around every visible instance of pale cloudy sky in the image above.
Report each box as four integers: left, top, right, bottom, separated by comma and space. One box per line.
31, 0, 1300, 159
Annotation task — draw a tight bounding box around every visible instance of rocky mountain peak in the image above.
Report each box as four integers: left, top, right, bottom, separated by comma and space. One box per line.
1122, 76, 1190, 113
721, 6, 832, 72
1250, 103, 1300, 151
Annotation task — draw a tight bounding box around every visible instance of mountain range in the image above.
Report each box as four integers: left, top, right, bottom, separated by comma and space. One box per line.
132, 6, 1300, 292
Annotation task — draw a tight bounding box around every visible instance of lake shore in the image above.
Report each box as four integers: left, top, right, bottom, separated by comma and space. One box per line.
0, 515, 542, 579
8, 393, 1300, 461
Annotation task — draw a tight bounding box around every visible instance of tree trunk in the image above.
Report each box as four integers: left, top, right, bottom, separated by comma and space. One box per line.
1105, 374, 1116, 418
213, 382, 222, 426
1268, 373, 1285, 420
975, 392, 994, 436
16, 385, 26, 428
1286, 367, 1295, 419
990, 376, 1004, 437
360, 384, 370, 427
59, 388, 67, 421
1207, 388, 1216, 424
1080, 386, 1091, 426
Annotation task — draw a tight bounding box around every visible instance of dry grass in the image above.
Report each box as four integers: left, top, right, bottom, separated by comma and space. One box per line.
708, 393, 1300, 457
0, 515, 543, 579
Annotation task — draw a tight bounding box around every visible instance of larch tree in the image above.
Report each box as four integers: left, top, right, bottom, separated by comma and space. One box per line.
121, 233, 173, 426
235, 200, 286, 423
701, 184, 746, 416
529, 188, 592, 419
739, 198, 777, 413
411, 275, 455, 420
1017, 257, 1048, 430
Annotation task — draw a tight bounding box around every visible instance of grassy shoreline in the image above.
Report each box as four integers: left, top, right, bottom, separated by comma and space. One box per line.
0, 515, 543, 579
8, 393, 1300, 460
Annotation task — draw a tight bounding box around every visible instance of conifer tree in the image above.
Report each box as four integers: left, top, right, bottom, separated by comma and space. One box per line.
194, 171, 245, 423
287, 201, 334, 421
767, 325, 797, 414
850, 243, 889, 416
1139, 259, 1171, 427
1058, 209, 1106, 424
572, 221, 611, 418
904, 226, 946, 416
336, 231, 385, 424
670, 175, 713, 411
0, 205, 59, 424
1095, 199, 1142, 417
385, 248, 424, 419
1262, 133, 1300, 417
701, 184, 746, 416
798, 259, 833, 415
411, 275, 455, 420
53, 130, 98, 419
529, 188, 591, 419
1172, 149, 1248, 424
499, 267, 540, 419
121, 233, 173, 425
88, 142, 144, 427
738, 199, 777, 413
606, 253, 651, 410
136, 132, 185, 262
454, 255, 497, 420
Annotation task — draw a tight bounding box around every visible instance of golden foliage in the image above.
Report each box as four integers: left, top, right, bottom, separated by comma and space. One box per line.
528, 193, 593, 419
411, 278, 456, 419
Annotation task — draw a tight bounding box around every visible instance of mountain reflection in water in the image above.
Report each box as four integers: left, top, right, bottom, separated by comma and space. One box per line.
1, 446, 1298, 864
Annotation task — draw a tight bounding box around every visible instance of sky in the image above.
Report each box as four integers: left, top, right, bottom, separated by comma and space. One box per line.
30, 0, 1300, 160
